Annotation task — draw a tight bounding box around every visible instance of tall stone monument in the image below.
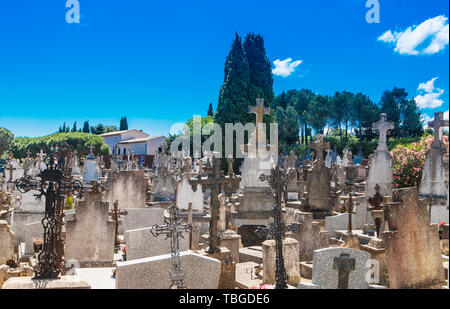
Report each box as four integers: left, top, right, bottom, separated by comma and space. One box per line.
419, 112, 449, 202
365, 114, 394, 199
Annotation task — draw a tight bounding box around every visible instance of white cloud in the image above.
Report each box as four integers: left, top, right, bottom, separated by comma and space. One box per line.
414, 77, 445, 109
272, 58, 302, 77
377, 15, 449, 55
421, 114, 433, 128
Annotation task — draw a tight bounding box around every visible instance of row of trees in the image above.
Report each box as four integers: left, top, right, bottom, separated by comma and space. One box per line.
57, 117, 129, 135
273, 87, 424, 148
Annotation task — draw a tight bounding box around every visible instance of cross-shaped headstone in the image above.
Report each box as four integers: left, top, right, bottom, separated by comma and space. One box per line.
311, 134, 330, 163
429, 112, 449, 148
333, 253, 356, 289
373, 113, 394, 152
88, 144, 94, 154
150, 204, 193, 289
6, 164, 16, 183
257, 162, 299, 289
109, 200, 128, 250
189, 153, 241, 253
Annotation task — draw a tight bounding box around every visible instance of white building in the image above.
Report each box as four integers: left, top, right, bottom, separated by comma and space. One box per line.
100, 129, 166, 156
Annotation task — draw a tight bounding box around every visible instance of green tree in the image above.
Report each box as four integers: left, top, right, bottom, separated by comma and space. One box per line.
207, 103, 214, 116
401, 98, 423, 137
293, 89, 315, 145
274, 106, 286, 146
351, 93, 379, 143
90, 124, 105, 135
215, 33, 251, 128
243, 33, 274, 109
82, 121, 90, 133
71, 121, 77, 132
285, 105, 299, 145
306, 95, 330, 134
119, 117, 129, 131
104, 125, 119, 133
380, 87, 406, 137
330, 91, 350, 142
0, 128, 14, 157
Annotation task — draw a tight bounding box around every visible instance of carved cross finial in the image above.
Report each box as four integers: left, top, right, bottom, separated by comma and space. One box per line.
428, 112, 449, 148
248, 98, 271, 125
373, 113, 394, 151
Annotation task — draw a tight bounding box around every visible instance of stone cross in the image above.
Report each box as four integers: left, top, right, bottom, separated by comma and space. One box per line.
333, 253, 356, 289
373, 113, 394, 152
248, 98, 271, 145
150, 204, 193, 289
311, 134, 330, 163
429, 112, 449, 148
6, 164, 16, 183
109, 200, 128, 250
189, 154, 241, 253
88, 144, 94, 154
257, 162, 299, 289
283, 150, 297, 170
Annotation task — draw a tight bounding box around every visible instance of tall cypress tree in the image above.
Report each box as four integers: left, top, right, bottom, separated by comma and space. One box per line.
119, 117, 129, 131
215, 33, 251, 127
83, 121, 90, 133
207, 103, 214, 116
243, 33, 274, 109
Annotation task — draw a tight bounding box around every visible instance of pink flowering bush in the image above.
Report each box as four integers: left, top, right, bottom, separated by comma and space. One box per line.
391, 134, 449, 189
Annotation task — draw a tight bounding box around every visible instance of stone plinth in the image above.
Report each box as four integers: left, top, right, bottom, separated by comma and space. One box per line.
115, 251, 221, 289
0, 263, 34, 288
360, 238, 388, 286
342, 233, 360, 250
382, 187, 446, 289
2, 276, 91, 289
220, 230, 241, 263
262, 238, 300, 286
198, 247, 236, 289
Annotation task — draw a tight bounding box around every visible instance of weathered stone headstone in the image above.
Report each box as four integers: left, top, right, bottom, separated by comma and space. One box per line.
65, 192, 115, 265
0, 220, 14, 265
262, 238, 300, 286
382, 187, 445, 288
115, 251, 221, 289
298, 247, 371, 289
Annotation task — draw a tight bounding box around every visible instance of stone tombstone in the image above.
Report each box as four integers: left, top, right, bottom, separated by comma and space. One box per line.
82, 150, 99, 183
365, 114, 394, 199
220, 229, 241, 263
325, 213, 357, 238
24, 221, 43, 256
71, 151, 81, 176
382, 187, 445, 289
107, 170, 148, 212
305, 134, 332, 217
0, 220, 14, 265
176, 172, 203, 212
284, 208, 329, 261
325, 149, 332, 168
284, 151, 299, 201
299, 247, 371, 289
122, 207, 165, 233
115, 251, 221, 289
65, 192, 115, 265
124, 226, 189, 260
262, 238, 300, 287
419, 112, 449, 201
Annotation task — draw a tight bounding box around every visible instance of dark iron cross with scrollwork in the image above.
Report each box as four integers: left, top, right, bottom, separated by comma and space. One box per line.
367, 184, 384, 237
150, 204, 193, 289
256, 163, 299, 289
15, 142, 104, 279
109, 200, 128, 250
189, 155, 241, 254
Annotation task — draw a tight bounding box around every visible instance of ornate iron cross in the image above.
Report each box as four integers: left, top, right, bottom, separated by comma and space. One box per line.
256, 163, 299, 289
189, 155, 241, 254
333, 253, 355, 289
150, 204, 193, 289
15, 142, 104, 279
368, 184, 384, 237
109, 200, 128, 250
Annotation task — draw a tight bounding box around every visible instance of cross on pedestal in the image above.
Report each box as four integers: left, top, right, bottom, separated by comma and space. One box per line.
150, 204, 193, 289
257, 163, 299, 289
311, 134, 330, 163
15, 142, 104, 279
88, 144, 94, 154
368, 184, 384, 237
373, 113, 394, 152
189, 154, 241, 253
429, 112, 449, 148
248, 98, 271, 145
109, 200, 128, 250
333, 253, 355, 289
6, 163, 16, 183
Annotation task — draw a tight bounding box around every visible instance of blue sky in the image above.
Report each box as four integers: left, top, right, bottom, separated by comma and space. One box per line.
0, 0, 448, 138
